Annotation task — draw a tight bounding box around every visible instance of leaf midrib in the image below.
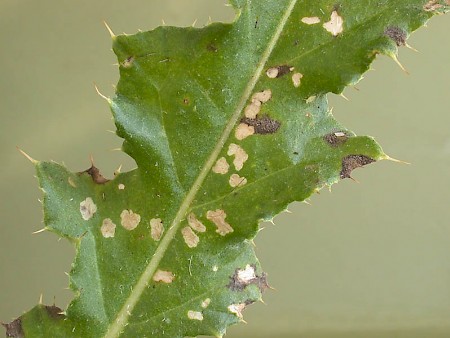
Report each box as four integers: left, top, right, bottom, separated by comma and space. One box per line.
103, 1, 299, 336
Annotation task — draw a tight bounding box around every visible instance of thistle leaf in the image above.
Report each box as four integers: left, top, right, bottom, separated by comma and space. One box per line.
5, 1, 448, 337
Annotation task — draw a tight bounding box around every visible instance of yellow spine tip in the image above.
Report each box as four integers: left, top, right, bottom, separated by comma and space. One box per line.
94, 83, 111, 103
340, 92, 350, 101
405, 43, 419, 53
349, 176, 360, 184
17, 147, 38, 164
389, 53, 409, 74
114, 164, 123, 175
32, 228, 47, 235
103, 21, 116, 39
383, 154, 411, 165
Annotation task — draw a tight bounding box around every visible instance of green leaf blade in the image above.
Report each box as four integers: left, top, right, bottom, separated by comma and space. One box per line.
6, 1, 449, 337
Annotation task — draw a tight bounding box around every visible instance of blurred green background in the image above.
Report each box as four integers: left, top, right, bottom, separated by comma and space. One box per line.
1, 1, 449, 337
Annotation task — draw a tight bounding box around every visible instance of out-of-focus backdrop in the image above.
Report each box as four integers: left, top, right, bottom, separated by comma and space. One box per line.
1, 1, 449, 337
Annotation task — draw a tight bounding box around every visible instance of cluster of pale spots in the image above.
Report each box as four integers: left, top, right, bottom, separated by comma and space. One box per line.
83, 185, 164, 241
212, 9, 346, 193
204, 6, 349, 324
179, 209, 233, 249
424, 0, 450, 11
183, 263, 265, 323
299, 9, 344, 36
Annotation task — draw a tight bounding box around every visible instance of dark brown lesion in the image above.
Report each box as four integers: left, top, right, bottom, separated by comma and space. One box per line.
340, 155, 376, 179
80, 165, 109, 184
2, 318, 24, 338
227, 265, 271, 293
206, 43, 218, 53
384, 26, 407, 46
44, 305, 65, 319
267, 65, 294, 78
241, 116, 281, 135
323, 131, 349, 147
78, 157, 110, 184
121, 56, 135, 68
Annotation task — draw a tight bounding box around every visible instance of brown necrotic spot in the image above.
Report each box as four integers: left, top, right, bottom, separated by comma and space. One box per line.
292, 72, 303, 88
80, 197, 97, 221
212, 157, 229, 174
101, 218, 116, 238
340, 155, 376, 179
3, 304, 66, 335
120, 209, 141, 230
207, 43, 218, 52
227, 143, 248, 171
235, 123, 255, 140
122, 56, 134, 68
323, 10, 344, 36
80, 164, 109, 184
229, 174, 247, 188
150, 218, 164, 241
181, 226, 199, 248
187, 310, 203, 321
206, 209, 234, 236
228, 264, 270, 293
241, 116, 281, 135
228, 303, 246, 319
188, 213, 206, 233
424, 0, 444, 11
384, 26, 407, 46
324, 131, 349, 147
2, 318, 24, 338
45, 305, 65, 319
153, 269, 175, 283
266, 65, 293, 78
201, 298, 211, 308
